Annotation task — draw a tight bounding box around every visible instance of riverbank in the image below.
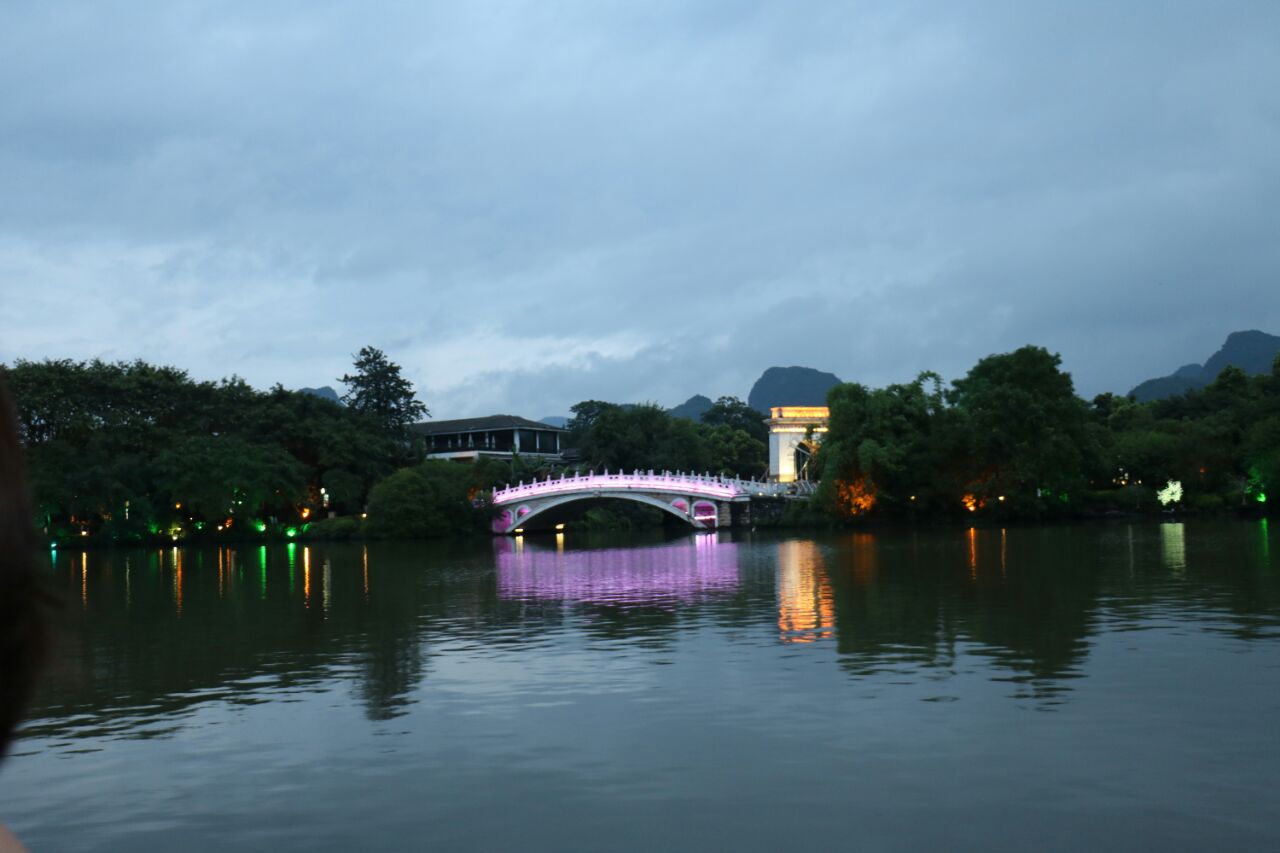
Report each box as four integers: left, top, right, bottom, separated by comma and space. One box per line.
38, 501, 1270, 550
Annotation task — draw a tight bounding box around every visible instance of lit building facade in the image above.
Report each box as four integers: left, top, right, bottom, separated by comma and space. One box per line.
765, 406, 829, 483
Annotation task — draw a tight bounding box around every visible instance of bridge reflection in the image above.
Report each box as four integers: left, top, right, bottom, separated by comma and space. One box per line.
494, 533, 741, 608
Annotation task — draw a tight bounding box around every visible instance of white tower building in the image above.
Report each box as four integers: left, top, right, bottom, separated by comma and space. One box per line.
765, 407, 830, 483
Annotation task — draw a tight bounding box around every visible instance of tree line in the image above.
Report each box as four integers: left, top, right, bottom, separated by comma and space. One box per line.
4, 343, 1275, 544
0, 347, 479, 543
815, 345, 1279, 521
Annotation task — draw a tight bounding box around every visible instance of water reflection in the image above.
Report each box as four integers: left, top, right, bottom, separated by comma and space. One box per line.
776, 540, 835, 643
1161, 522, 1187, 575
495, 533, 741, 608
20, 523, 1280, 747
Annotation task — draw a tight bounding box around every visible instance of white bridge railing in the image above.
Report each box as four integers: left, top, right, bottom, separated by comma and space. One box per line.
490, 470, 817, 505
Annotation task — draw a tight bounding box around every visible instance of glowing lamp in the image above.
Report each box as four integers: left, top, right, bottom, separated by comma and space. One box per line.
554, 523, 565, 531
285, 527, 298, 538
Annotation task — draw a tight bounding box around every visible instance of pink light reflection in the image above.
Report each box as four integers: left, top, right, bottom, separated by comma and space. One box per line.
495, 535, 740, 608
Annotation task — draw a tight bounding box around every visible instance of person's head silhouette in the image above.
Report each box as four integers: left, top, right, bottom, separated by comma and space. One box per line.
0, 380, 47, 759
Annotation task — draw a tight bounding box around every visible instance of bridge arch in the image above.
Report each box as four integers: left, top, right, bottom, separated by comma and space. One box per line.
500, 491, 711, 533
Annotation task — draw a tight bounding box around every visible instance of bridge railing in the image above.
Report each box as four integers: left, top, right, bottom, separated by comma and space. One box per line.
490, 470, 816, 504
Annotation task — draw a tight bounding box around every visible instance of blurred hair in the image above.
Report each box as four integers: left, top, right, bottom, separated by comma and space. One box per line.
0, 379, 49, 756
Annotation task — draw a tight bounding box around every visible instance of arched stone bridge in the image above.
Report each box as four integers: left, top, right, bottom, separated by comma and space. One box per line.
490, 470, 814, 534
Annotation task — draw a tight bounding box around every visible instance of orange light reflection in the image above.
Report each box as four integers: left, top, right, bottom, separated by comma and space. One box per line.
777, 541, 835, 644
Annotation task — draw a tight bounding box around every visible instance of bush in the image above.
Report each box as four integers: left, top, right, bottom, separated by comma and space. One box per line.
365, 461, 486, 538
301, 516, 363, 540
1189, 492, 1226, 513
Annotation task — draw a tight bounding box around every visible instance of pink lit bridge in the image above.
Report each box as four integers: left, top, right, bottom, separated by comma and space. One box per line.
490, 470, 816, 534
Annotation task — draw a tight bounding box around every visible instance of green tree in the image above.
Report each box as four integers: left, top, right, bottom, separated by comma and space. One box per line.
818, 372, 957, 516
153, 435, 306, 521
948, 346, 1094, 503
701, 424, 767, 478
565, 400, 620, 447
574, 403, 712, 473
701, 396, 768, 442
339, 347, 428, 436
365, 462, 482, 538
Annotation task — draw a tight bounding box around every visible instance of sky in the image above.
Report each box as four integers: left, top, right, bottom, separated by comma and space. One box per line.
1, 1, 1278, 419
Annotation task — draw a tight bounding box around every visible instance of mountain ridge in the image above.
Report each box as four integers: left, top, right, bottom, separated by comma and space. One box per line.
1129, 330, 1280, 401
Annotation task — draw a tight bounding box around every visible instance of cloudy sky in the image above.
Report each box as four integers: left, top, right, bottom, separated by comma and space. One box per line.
1, 1, 1277, 418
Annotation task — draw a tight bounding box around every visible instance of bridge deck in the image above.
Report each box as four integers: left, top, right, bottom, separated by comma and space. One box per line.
490, 471, 812, 505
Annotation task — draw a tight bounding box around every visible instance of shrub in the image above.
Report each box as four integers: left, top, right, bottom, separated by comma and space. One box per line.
365, 461, 485, 538
1189, 492, 1226, 513
301, 516, 363, 540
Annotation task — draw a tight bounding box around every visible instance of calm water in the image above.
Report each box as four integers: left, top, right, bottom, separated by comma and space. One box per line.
4, 522, 1279, 851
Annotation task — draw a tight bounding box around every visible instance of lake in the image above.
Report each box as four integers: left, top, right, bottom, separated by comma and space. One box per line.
3, 521, 1279, 851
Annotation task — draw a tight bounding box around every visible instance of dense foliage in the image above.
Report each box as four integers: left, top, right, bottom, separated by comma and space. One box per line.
818, 346, 1280, 521
567, 398, 768, 479
6, 342, 1275, 543
2, 353, 417, 542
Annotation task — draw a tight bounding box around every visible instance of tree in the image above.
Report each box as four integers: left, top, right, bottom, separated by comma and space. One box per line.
948, 346, 1094, 502
365, 462, 482, 538
153, 435, 306, 521
339, 347, 428, 436
701, 424, 767, 478
565, 400, 620, 446
701, 396, 768, 442
818, 372, 956, 516
572, 403, 712, 473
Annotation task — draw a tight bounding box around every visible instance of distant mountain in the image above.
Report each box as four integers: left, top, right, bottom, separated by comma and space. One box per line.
539, 416, 569, 428
1129, 330, 1280, 402
747, 366, 843, 412
668, 394, 713, 421
298, 385, 342, 403
1128, 375, 1205, 402
1201, 330, 1280, 377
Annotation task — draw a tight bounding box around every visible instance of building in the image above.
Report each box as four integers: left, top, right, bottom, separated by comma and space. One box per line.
765, 406, 829, 483
412, 415, 567, 462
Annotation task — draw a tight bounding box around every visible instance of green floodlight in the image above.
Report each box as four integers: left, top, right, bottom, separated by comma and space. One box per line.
285, 527, 298, 538
254, 521, 268, 533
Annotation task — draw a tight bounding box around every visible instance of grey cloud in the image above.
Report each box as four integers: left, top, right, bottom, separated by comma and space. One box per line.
2, 1, 1278, 413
